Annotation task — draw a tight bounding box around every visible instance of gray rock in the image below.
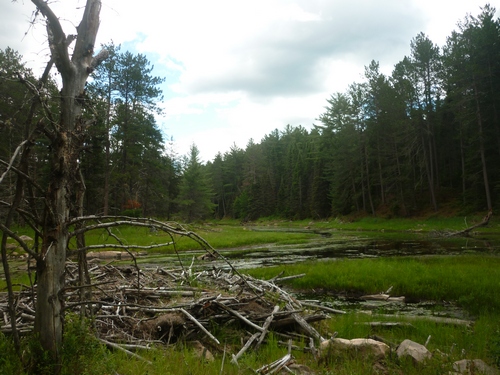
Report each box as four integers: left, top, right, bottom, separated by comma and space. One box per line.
396, 339, 432, 363
320, 338, 390, 360
452, 359, 500, 375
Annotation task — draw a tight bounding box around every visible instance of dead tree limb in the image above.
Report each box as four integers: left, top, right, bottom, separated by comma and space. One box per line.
449, 210, 493, 237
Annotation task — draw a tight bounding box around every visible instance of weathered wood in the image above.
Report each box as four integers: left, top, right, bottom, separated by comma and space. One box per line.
368, 313, 473, 326
256, 353, 294, 374
99, 338, 152, 364
256, 305, 280, 349
361, 293, 391, 301
231, 332, 260, 365
214, 301, 264, 332
300, 301, 346, 315
273, 273, 306, 283
289, 303, 325, 342
179, 308, 220, 345
449, 210, 493, 237
1, 260, 337, 360
358, 321, 413, 328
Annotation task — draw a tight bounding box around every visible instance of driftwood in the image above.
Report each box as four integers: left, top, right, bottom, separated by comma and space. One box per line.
0, 258, 339, 365
256, 353, 294, 374
231, 332, 260, 365
366, 313, 473, 327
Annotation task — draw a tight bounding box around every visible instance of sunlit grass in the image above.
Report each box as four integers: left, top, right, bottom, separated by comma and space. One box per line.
244, 255, 500, 316
81, 223, 316, 254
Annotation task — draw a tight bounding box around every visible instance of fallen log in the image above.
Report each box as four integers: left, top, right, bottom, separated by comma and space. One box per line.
179, 308, 220, 345
256, 353, 294, 374
300, 301, 346, 315
367, 313, 473, 326
449, 210, 493, 237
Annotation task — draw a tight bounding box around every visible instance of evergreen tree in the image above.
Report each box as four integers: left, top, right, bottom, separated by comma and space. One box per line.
178, 144, 215, 222
88, 47, 173, 216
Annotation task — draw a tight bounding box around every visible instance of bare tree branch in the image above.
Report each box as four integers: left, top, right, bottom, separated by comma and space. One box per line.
0, 159, 44, 194
0, 140, 28, 185
31, 0, 72, 78
0, 223, 40, 260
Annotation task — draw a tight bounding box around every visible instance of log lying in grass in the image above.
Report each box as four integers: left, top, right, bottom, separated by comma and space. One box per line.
448, 210, 493, 237
366, 313, 473, 327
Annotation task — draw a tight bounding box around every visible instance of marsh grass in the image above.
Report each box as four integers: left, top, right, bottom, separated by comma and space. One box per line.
244, 255, 500, 315
0, 267, 33, 291
79, 224, 316, 254
2, 219, 500, 374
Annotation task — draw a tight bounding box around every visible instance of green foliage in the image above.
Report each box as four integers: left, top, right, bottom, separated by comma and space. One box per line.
86, 43, 176, 218
245, 255, 500, 316
177, 144, 216, 222
16, 317, 113, 375
0, 333, 23, 375
198, 6, 500, 221
232, 190, 250, 219
121, 208, 143, 217
59, 316, 113, 375
488, 321, 500, 368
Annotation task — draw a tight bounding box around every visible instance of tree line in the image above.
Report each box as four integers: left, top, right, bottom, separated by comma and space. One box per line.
1, 5, 499, 224
208, 5, 500, 219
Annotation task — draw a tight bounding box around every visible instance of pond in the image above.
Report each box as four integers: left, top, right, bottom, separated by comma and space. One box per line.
140, 228, 500, 270
137, 228, 499, 320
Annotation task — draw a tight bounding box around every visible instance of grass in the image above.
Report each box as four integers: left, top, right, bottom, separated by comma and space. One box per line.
256, 214, 499, 233
1, 217, 500, 374
78, 223, 317, 254
244, 255, 500, 316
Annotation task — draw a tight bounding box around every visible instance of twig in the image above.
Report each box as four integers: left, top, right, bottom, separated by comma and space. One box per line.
179, 308, 220, 345
99, 338, 152, 365
231, 332, 260, 365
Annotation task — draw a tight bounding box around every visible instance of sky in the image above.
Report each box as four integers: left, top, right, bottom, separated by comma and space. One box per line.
0, 0, 496, 162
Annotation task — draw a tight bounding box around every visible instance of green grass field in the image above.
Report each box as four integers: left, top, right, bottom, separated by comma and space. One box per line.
1, 217, 499, 374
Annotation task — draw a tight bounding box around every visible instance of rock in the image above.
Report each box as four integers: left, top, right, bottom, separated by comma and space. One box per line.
320, 338, 390, 360
452, 359, 500, 375
396, 339, 432, 363
191, 340, 214, 362
6, 243, 17, 250
19, 235, 33, 242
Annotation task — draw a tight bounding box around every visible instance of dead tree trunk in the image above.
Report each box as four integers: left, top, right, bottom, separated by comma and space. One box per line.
30, 0, 107, 367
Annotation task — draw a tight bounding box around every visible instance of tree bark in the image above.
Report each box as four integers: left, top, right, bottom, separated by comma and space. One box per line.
473, 79, 493, 211
30, 0, 106, 367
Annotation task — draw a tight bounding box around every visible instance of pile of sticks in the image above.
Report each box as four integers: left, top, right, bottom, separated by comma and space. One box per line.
1, 258, 345, 360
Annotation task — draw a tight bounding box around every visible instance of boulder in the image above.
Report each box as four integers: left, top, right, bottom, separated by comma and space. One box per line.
452, 359, 500, 375
191, 340, 214, 362
396, 339, 432, 363
320, 338, 390, 360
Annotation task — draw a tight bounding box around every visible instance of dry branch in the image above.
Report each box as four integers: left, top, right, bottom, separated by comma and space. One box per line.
448, 210, 493, 237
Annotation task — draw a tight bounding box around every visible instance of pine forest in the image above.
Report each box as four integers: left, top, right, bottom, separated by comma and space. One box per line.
1, 6, 500, 222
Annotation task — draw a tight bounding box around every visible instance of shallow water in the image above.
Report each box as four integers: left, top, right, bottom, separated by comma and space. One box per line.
137, 229, 499, 319
148, 229, 500, 270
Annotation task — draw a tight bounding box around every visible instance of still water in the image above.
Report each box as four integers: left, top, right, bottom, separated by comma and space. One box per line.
198, 229, 500, 270
138, 229, 498, 318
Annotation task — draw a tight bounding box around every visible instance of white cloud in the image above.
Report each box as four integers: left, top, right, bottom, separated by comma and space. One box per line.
1, 0, 495, 161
